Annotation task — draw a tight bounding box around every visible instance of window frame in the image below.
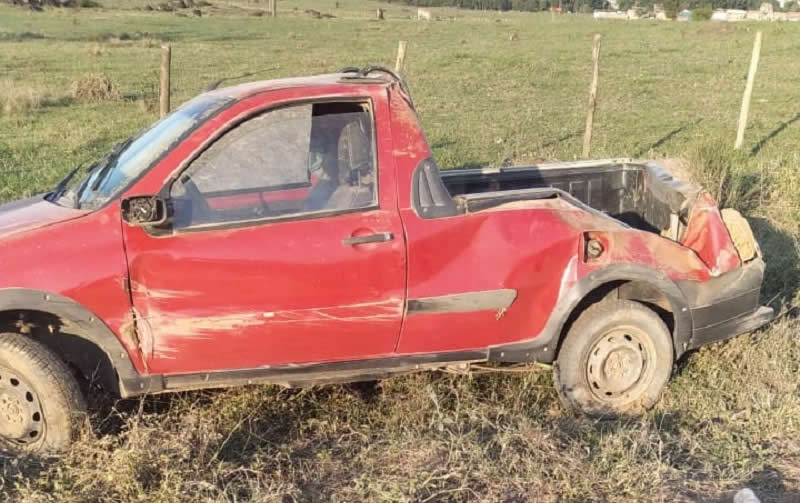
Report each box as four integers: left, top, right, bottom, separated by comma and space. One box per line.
162, 97, 380, 234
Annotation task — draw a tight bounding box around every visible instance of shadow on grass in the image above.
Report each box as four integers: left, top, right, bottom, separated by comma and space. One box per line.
696, 465, 800, 503
42, 95, 75, 108
751, 113, 800, 156
633, 118, 703, 158
0, 31, 46, 42
749, 216, 800, 309
84, 31, 174, 43
535, 130, 581, 152
430, 139, 456, 150
550, 409, 800, 502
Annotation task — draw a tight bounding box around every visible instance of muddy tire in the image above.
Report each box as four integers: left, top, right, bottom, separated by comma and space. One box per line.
0, 333, 86, 454
553, 300, 673, 418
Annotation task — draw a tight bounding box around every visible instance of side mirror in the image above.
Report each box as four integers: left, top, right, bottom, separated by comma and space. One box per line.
121, 196, 169, 227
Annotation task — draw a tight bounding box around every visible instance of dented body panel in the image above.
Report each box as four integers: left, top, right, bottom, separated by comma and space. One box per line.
0, 71, 773, 396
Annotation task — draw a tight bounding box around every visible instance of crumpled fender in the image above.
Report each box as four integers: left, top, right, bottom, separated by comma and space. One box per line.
488, 262, 693, 362
0, 288, 157, 397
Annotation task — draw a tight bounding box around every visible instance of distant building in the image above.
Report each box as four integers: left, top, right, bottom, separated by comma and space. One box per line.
593, 10, 629, 19
783, 11, 800, 20
711, 9, 728, 20
727, 9, 747, 20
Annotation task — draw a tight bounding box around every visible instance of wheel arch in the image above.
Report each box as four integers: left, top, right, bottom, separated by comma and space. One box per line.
489, 263, 693, 363
0, 288, 149, 397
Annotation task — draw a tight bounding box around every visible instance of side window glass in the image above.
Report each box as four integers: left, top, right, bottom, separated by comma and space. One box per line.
170, 101, 376, 229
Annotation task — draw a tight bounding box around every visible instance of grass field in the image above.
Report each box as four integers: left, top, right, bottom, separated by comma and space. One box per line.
2, 1, 800, 501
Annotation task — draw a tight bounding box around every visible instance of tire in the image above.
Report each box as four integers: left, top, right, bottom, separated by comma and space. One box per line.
0, 333, 86, 454
553, 299, 673, 418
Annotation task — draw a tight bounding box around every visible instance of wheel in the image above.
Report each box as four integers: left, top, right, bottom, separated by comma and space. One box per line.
553, 299, 673, 418
0, 333, 86, 454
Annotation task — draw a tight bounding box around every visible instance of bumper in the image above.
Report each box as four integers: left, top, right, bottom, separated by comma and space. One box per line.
690, 305, 774, 348
678, 258, 774, 349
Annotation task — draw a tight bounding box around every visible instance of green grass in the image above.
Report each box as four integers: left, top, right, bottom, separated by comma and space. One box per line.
2, 1, 800, 501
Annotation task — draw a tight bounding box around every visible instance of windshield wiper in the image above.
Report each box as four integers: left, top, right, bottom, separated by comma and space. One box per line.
48, 162, 86, 203
69, 137, 132, 209
89, 137, 133, 193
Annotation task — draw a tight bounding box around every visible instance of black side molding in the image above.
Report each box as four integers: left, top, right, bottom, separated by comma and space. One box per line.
407, 289, 518, 315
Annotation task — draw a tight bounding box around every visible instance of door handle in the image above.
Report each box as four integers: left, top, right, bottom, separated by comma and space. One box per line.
342, 232, 394, 246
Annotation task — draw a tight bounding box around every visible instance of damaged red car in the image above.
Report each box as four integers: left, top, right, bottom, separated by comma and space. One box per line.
0, 67, 773, 454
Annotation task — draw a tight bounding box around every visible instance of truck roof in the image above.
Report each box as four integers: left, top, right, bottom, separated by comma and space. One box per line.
204, 71, 391, 101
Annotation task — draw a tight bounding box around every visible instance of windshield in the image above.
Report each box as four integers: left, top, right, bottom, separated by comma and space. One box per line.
67, 94, 232, 210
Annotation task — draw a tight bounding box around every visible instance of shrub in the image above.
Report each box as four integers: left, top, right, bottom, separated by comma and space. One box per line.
70, 74, 120, 101
0, 31, 45, 41
692, 7, 713, 20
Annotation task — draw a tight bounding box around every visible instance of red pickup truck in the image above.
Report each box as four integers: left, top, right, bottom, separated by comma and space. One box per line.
0, 67, 772, 454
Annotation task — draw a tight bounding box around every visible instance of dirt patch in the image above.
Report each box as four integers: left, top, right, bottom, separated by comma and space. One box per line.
70, 74, 120, 101
696, 22, 736, 36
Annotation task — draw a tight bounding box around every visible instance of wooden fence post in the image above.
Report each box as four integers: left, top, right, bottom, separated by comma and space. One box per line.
270, 0, 277, 18
735, 31, 762, 150
395, 40, 408, 74
582, 34, 601, 158
159, 44, 171, 118
377, 7, 384, 19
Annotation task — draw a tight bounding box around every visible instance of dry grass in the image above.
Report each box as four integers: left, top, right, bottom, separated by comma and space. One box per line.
0, 80, 48, 115
70, 74, 120, 101
0, 80, 74, 116
88, 43, 105, 56
2, 314, 799, 502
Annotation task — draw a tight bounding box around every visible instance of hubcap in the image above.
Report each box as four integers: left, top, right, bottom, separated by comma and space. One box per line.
0, 366, 44, 445
586, 327, 654, 402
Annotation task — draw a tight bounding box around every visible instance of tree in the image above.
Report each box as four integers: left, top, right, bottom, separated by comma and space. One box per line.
663, 0, 680, 17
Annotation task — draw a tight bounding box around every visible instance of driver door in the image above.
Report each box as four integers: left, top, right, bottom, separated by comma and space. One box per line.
121, 100, 406, 375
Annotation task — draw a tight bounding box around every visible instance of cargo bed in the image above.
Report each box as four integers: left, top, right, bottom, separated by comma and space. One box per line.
440, 159, 699, 238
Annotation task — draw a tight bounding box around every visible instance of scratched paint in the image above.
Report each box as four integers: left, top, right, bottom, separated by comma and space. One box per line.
262, 298, 403, 324
142, 298, 404, 361
146, 298, 402, 337
130, 282, 199, 300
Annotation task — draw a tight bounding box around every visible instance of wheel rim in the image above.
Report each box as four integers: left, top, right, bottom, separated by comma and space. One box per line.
0, 365, 45, 446
585, 326, 656, 404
